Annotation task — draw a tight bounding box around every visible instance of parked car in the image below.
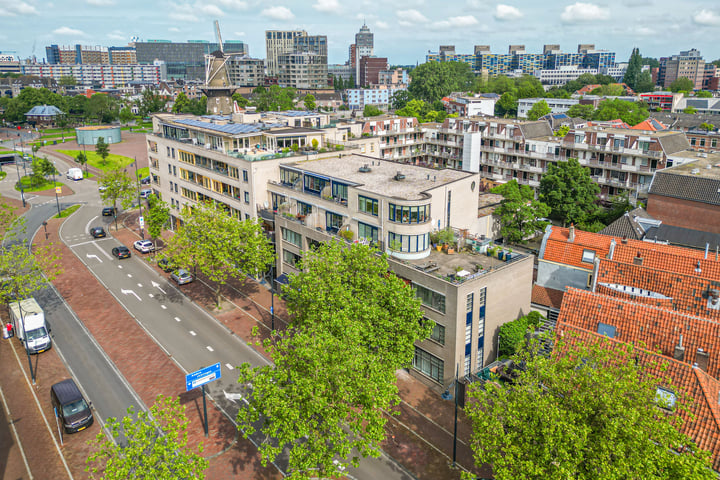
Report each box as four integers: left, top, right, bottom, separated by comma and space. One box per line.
101, 206, 116, 216
140, 188, 153, 199
158, 257, 175, 273
133, 240, 154, 253
170, 269, 193, 285
89, 226, 106, 239
66, 168, 83, 181
140, 176, 151, 185
50, 379, 93, 433
98, 184, 107, 192
111, 246, 131, 259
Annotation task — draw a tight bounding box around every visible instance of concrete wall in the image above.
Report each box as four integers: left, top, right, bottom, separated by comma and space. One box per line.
647, 194, 720, 235
76, 126, 121, 145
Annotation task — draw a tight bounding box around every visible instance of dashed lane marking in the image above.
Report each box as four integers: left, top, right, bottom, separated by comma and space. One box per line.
174, 317, 181, 322
189, 330, 196, 336
225, 363, 234, 370
206, 346, 214, 352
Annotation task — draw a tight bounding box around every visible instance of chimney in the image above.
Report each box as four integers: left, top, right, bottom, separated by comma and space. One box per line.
608, 239, 616, 260
673, 334, 685, 362
633, 252, 643, 266
568, 224, 575, 243
695, 261, 702, 274
621, 235, 628, 245
695, 348, 709, 372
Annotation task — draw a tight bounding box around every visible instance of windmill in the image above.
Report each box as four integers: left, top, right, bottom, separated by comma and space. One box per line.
201, 20, 235, 115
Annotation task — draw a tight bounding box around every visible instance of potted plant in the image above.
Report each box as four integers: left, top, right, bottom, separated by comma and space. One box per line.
339, 229, 354, 242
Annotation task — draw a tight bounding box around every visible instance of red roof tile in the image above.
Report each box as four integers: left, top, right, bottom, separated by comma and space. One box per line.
531, 285, 565, 309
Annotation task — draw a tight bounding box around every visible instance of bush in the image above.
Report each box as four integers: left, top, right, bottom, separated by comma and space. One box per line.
335, 145, 344, 151
498, 311, 546, 357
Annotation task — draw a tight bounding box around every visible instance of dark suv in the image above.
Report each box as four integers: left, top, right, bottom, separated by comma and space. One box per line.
102, 206, 116, 216
50, 379, 93, 433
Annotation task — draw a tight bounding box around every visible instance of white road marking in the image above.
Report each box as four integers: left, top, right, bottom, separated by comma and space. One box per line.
151, 280, 166, 294
137, 283, 142, 288
189, 330, 196, 336
225, 363, 234, 370
127, 274, 132, 278
223, 390, 243, 402
148, 293, 154, 299
206, 346, 214, 352
85, 215, 99, 234
93, 241, 113, 260
174, 317, 181, 322
120, 289, 142, 301
118, 265, 123, 269
161, 305, 167, 310
86, 253, 102, 263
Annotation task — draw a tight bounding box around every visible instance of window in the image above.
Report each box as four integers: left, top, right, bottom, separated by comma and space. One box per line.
168, 163, 172, 174
389, 204, 429, 224
280, 168, 300, 186
282, 227, 302, 247
297, 201, 312, 216
581, 249, 596, 263
173, 166, 177, 176
358, 195, 379, 216
414, 283, 446, 313
242, 169, 249, 182
244, 191, 250, 204
429, 321, 445, 345
655, 387, 676, 410
282, 249, 301, 267
326, 211, 343, 232
388, 232, 429, 253
304, 175, 328, 194
271, 193, 286, 210
332, 182, 348, 201
413, 347, 444, 383
358, 222, 378, 244
597, 322, 617, 338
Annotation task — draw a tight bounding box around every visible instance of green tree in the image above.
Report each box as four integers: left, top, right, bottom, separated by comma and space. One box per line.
695, 90, 713, 98
95, 136, 110, 166
566, 103, 595, 120
163, 202, 274, 307
684, 106, 698, 114
623, 47, 643, 91
231, 92, 250, 109
76, 152, 88, 176
252, 86, 296, 111
496, 91, 518, 117
56, 114, 69, 142
498, 311, 544, 357
171, 92, 192, 113
554, 125, 570, 137
641, 56, 660, 68
635, 70, 656, 93
526, 100, 551, 120
466, 337, 715, 480
539, 158, 600, 226
58, 75, 77, 87
669, 77, 695, 93
491, 180, 550, 244
699, 122, 715, 132
137, 89, 167, 117
146, 194, 169, 253
408, 61, 474, 103
237, 241, 430, 479
593, 99, 649, 126
119, 107, 134, 128
391, 89, 411, 110
28, 156, 57, 187
0, 242, 62, 306
363, 104, 383, 117
86, 395, 208, 480
86, 93, 118, 123
99, 168, 136, 231
303, 94, 316, 111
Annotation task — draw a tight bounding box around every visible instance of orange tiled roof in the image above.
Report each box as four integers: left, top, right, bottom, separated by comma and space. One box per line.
542, 226, 615, 269
531, 285, 565, 309
556, 318, 720, 470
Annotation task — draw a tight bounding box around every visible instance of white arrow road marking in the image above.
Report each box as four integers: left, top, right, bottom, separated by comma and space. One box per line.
151, 281, 166, 294
223, 390, 244, 403
189, 330, 196, 336
206, 346, 214, 352
225, 363, 234, 370
85, 253, 102, 263
120, 289, 142, 301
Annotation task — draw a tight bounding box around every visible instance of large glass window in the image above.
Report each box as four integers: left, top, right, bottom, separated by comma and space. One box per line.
297, 201, 313, 216
358, 222, 378, 244
413, 347, 444, 383
332, 182, 348, 201
326, 211, 343, 232
271, 193, 286, 210
304, 175, 328, 195
414, 283, 446, 313
388, 232, 429, 253
430, 321, 445, 345
358, 195, 379, 216
282, 249, 301, 267
389, 204, 429, 224
282, 227, 302, 247
280, 168, 300, 186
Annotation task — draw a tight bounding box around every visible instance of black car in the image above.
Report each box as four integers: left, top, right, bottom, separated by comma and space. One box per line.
158, 257, 175, 272
111, 246, 131, 259
102, 207, 116, 217
89, 226, 106, 238
50, 379, 93, 434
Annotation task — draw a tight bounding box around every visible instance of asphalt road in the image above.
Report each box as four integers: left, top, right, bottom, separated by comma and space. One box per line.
8, 146, 415, 480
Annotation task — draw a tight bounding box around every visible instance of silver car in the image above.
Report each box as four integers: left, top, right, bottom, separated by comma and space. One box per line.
170, 269, 193, 285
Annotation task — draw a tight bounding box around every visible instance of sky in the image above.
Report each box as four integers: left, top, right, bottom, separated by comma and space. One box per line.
2, 0, 720, 66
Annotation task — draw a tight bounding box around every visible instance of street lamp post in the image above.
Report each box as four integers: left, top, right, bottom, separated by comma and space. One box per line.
13, 152, 26, 208
51, 167, 61, 218
441, 363, 460, 469
14, 301, 36, 385
42, 221, 48, 240
132, 157, 144, 239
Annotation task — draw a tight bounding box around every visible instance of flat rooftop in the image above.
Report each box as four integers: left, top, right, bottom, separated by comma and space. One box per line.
287, 155, 473, 200
665, 151, 720, 179
398, 247, 527, 284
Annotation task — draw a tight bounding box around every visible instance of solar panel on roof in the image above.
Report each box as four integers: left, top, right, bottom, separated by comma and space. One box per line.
174, 118, 264, 134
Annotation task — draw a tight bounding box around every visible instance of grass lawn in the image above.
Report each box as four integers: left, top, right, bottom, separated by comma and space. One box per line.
56, 149, 134, 172
55, 204, 80, 218
0, 172, 6, 180
136, 167, 149, 179
16, 176, 63, 193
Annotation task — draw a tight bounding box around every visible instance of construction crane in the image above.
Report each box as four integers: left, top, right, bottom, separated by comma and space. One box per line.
214, 20, 224, 54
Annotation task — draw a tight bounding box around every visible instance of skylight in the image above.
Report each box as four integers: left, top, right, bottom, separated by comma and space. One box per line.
656, 387, 677, 410
581, 249, 596, 263
597, 322, 617, 338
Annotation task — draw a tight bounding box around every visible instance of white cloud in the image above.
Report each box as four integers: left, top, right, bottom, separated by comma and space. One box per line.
198, 4, 223, 16
631, 26, 655, 36
375, 20, 389, 30
0, 1, 38, 15
397, 9, 429, 27
53, 26, 86, 36
86, 0, 115, 5
494, 4, 522, 21
107, 31, 126, 41
213, 0, 247, 9
560, 2, 610, 23
693, 9, 720, 26
432, 15, 479, 30
313, 0, 341, 13
169, 5, 198, 22
261, 6, 294, 20
234, 31, 246, 36
168, 27, 181, 32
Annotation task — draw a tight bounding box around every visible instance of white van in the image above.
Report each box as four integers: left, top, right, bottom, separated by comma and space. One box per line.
66, 168, 83, 181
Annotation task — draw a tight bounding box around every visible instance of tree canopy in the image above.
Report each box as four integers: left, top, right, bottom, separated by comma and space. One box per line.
303, 94, 316, 111
252, 86, 296, 111
95, 136, 110, 166
593, 99, 650, 126
466, 337, 715, 480
539, 158, 600, 227
86, 395, 209, 479
408, 61, 475, 103
395, 99, 450, 123
98, 168, 136, 230
490, 180, 550, 244
526, 100, 550, 120
145, 194, 170, 252
236, 241, 430, 479
363, 104, 383, 117
623, 47, 643, 91
163, 202, 274, 307
670, 77, 695, 93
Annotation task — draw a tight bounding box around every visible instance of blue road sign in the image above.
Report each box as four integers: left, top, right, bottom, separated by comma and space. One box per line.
185, 362, 221, 392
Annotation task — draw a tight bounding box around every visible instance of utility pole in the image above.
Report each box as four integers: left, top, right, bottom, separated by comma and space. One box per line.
132, 157, 143, 238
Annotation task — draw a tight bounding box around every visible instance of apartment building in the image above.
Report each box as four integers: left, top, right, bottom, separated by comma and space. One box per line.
658, 49, 706, 90
359, 57, 388, 87
265, 30, 307, 77
517, 97, 580, 118
345, 86, 406, 110
266, 30, 328, 89
225, 55, 265, 87
351, 23, 374, 81
146, 113, 326, 228
267, 155, 533, 388
362, 115, 424, 164
20, 63, 161, 88
46, 44, 111, 64
441, 93, 498, 117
